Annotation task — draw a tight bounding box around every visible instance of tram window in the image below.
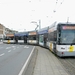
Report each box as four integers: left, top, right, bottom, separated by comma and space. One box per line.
10, 37, 14, 40
18, 36, 24, 40
28, 35, 36, 40
49, 32, 54, 41
48, 31, 57, 41
33, 37, 36, 40
18, 37, 20, 40
39, 35, 44, 43
10, 37, 12, 40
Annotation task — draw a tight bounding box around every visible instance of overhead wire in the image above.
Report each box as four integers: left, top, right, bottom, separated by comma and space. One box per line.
53, 0, 64, 13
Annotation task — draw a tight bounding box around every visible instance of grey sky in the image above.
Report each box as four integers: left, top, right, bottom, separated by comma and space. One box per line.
0, 0, 75, 32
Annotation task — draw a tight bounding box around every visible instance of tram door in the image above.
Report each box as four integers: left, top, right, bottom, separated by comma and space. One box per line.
44, 37, 46, 47
24, 36, 27, 43
15, 36, 18, 43
44, 33, 48, 47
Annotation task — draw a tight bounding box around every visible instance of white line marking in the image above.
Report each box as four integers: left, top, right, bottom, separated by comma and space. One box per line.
8, 50, 11, 52
12, 46, 15, 48
6, 47, 11, 49
18, 46, 35, 75
24, 46, 29, 48
0, 53, 5, 56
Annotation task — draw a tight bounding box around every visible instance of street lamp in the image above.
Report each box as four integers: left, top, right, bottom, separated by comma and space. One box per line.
31, 20, 41, 30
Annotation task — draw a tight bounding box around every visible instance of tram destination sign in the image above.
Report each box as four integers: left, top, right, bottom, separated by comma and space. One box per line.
62, 26, 75, 30
29, 32, 37, 35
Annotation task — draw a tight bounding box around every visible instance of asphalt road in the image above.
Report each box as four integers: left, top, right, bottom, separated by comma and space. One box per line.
0, 43, 35, 75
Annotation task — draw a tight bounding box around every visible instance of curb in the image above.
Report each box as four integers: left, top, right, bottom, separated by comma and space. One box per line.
18, 46, 35, 75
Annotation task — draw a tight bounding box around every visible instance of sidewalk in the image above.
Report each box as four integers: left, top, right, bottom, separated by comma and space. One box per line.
33, 46, 69, 75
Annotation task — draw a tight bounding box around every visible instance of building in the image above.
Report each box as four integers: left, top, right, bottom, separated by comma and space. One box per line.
0, 23, 18, 40
0, 24, 5, 40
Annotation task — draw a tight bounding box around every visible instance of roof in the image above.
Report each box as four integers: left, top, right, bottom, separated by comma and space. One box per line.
28, 30, 37, 35
38, 27, 48, 34
14, 32, 28, 36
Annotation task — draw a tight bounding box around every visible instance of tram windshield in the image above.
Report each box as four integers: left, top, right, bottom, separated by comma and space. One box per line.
4, 36, 14, 40
60, 30, 75, 44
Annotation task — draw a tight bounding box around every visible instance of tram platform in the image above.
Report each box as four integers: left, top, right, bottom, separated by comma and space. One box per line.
32, 46, 69, 75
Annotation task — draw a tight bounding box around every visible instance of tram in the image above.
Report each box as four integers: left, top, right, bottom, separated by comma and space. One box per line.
47, 22, 75, 57
3, 33, 15, 44
14, 32, 28, 44
3, 21, 75, 57
38, 27, 48, 47
27, 30, 38, 45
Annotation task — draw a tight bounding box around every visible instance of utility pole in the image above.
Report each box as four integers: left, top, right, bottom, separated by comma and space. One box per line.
39, 20, 41, 30
67, 17, 69, 23
31, 19, 41, 30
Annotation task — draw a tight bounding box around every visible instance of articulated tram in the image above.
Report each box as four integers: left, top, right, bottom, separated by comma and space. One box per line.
3, 22, 75, 57
47, 22, 75, 57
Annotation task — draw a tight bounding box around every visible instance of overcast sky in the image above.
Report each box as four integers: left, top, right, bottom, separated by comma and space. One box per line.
0, 0, 75, 32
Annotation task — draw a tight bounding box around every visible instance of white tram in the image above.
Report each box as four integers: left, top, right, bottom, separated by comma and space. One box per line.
47, 22, 75, 57
3, 33, 15, 44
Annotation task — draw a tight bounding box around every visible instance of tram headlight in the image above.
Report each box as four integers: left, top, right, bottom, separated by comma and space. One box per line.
61, 52, 64, 54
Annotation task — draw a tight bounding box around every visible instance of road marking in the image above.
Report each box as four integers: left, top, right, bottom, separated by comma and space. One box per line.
0, 53, 5, 56
18, 46, 35, 75
8, 50, 11, 52
12, 46, 15, 47
6, 47, 11, 49
24, 46, 29, 48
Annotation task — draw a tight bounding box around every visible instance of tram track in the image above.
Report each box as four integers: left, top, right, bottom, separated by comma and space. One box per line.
58, 57, 75, 75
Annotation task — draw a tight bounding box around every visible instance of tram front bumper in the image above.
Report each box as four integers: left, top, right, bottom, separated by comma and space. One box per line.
56, 50, 75, 57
